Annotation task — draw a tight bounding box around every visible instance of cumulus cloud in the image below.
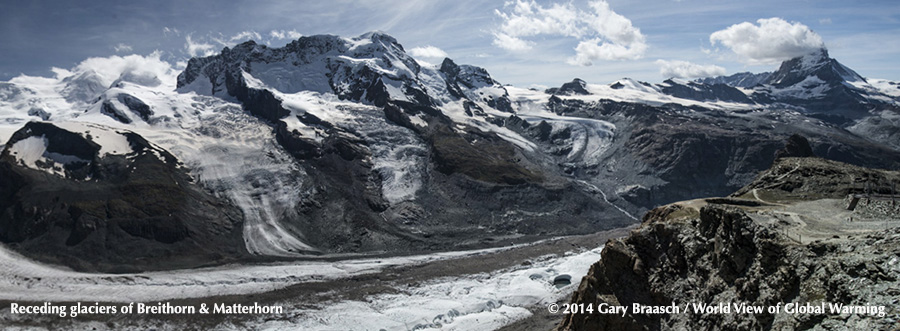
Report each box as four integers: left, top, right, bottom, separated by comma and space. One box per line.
492, 32, 534, 51
710, 18, 824, 65
570, 38, 647, 65
408, 46, 449, 59
6, 52, 179, 109
113, 43, 133, 53
270, 29, 303, 40
583, 0, 643, 47
493, 1, 583, 45
72, 51, 174, 83
185, 35, 216, 57
9, 51, 176, 89
655, 60, 726, 79
493, 0, 646, 65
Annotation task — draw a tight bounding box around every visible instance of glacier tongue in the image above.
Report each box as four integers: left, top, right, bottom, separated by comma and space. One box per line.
191, 142, 316, 256
140, 96, 318, 256
518, 114, 615, 166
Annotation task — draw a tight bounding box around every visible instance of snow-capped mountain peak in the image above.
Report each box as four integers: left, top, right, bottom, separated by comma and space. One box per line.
767, 48, 865, 87
177, 32, 426, 103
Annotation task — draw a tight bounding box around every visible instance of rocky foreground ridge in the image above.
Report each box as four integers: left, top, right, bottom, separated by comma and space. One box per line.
557, 154, 900, 330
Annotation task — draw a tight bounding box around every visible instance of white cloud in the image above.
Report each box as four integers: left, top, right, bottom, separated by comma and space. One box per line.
183, 31, 267, 58
65, 51, 174, 88
50, 67, 73, 80
214, 31, 262, 46
270, 30, 303, 40
492, 32, 534, 51
113, 43, 133, 53
493, 1, 584, 39
655, 59, 726, 79
408, 45, 449, 59
7, 53, 176, 106
185, 35, 216, 57
569, 38, 647, 65
819, 18, 832, 25
582, 0, 644, 48
493, 0, 646, 64
231, 31, 263, 42
163, 27, 180, 37
710, 17, 824, 65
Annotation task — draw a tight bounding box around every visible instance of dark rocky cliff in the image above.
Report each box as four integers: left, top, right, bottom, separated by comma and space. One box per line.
557, 157, 900, 330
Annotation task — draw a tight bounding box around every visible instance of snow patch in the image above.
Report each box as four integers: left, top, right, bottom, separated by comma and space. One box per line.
53, 122, 133, 156
6, 135, 89, 177
8, 136, 49, 167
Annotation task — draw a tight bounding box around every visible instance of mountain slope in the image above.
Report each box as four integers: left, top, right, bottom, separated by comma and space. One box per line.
0, 122, 248, 272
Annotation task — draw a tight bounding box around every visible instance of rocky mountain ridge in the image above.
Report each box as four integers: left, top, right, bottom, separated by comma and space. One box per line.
696, 71, 772, 88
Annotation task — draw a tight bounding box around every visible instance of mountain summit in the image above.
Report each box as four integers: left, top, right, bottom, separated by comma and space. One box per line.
766, 48, 865, 87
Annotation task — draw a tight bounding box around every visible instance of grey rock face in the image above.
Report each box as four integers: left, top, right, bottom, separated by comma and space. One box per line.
546, 78, 591, 96
117, 93, 153, 121
100, 100, 133, 124
774, 134, 815, 159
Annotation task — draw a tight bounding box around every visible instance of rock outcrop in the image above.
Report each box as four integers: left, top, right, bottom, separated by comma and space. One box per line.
0, 122, 248, 272
774, 134, 815, 159
547, 78, 591, 96
558, 157, 900, 330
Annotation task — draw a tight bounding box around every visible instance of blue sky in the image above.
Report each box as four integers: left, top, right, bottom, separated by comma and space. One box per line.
2, 0, 899, 87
